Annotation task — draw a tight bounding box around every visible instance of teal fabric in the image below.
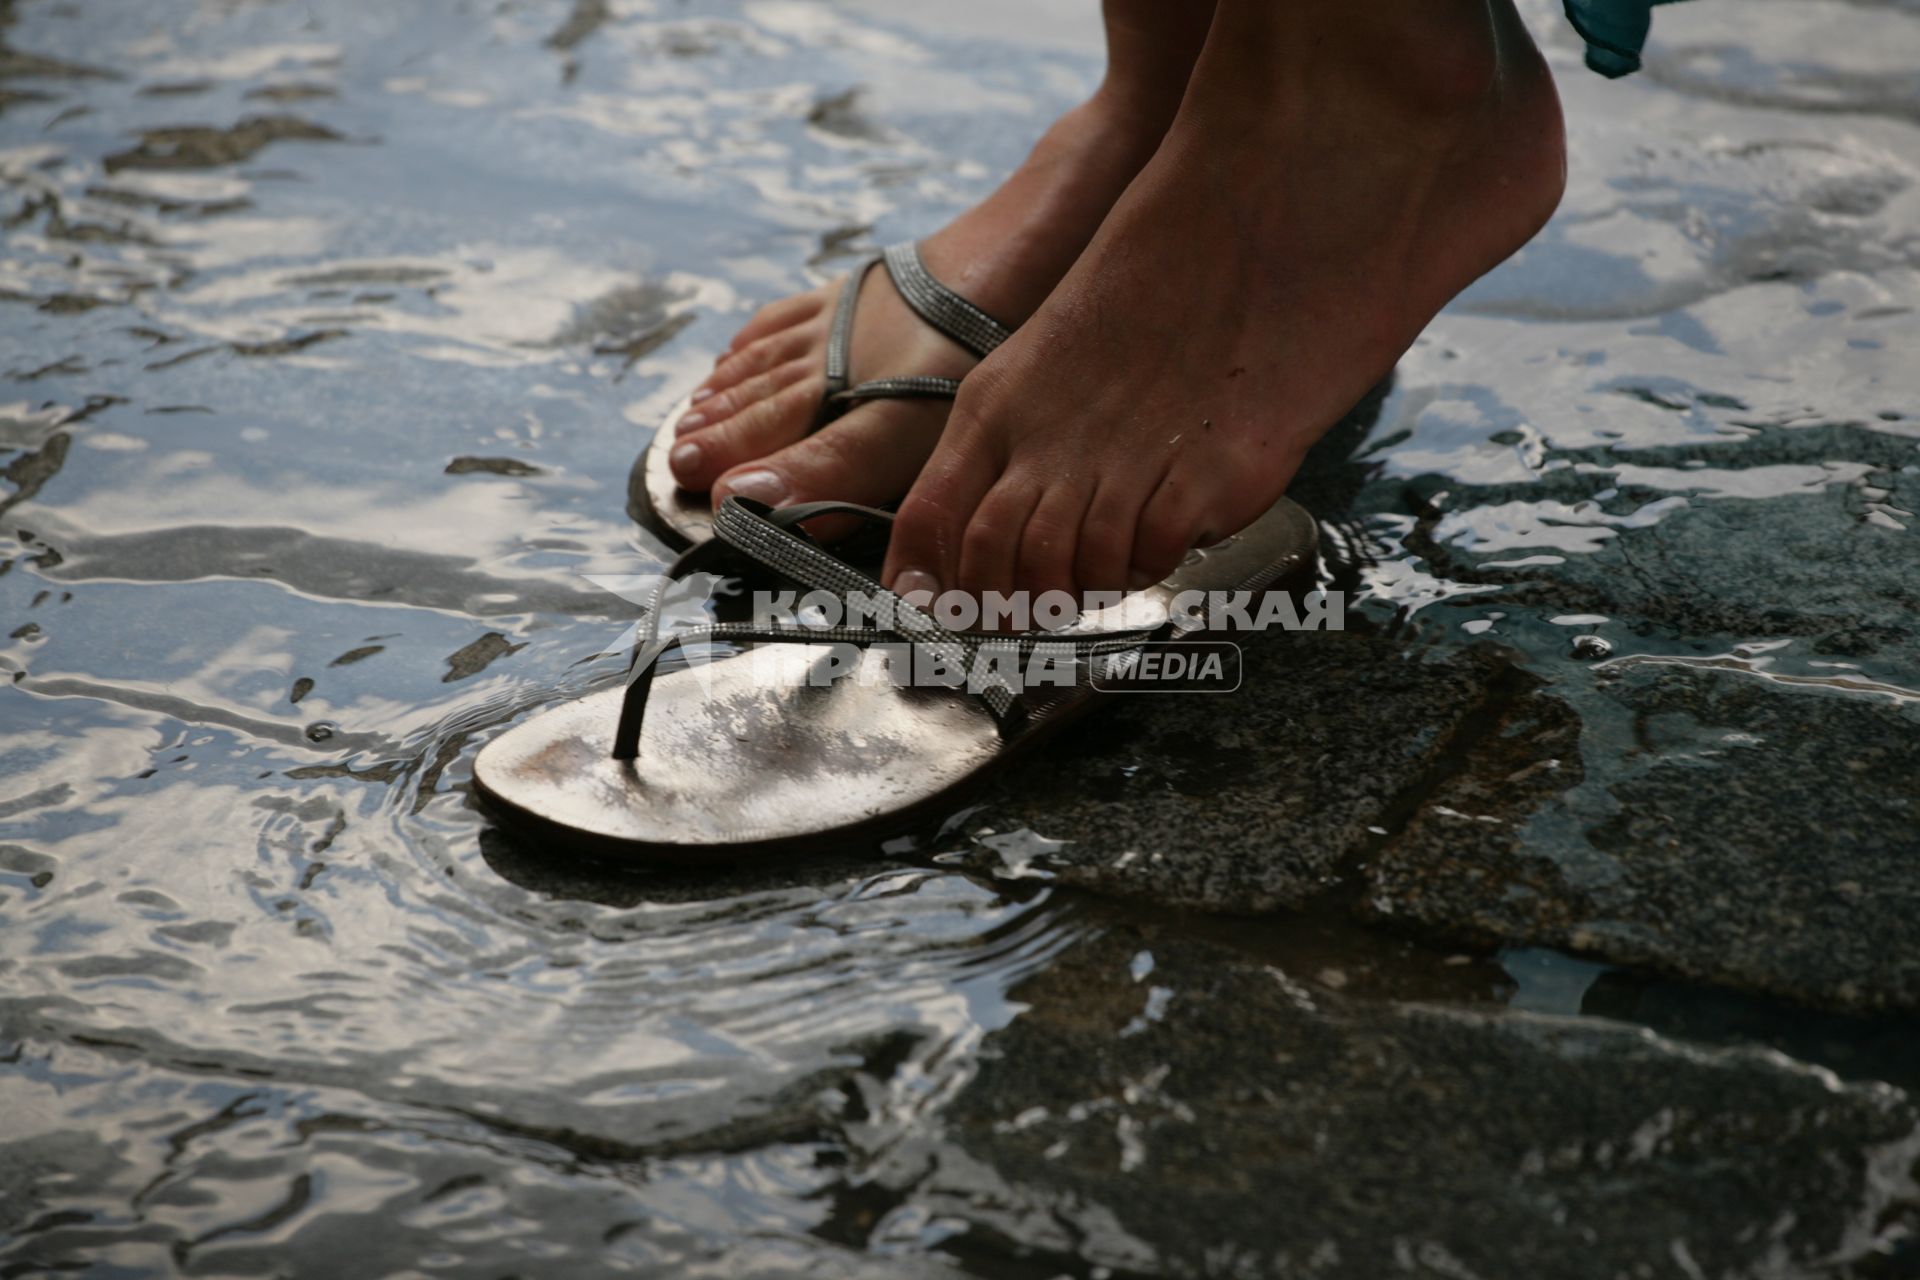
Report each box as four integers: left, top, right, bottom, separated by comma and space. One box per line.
1564, 0, 1689, 77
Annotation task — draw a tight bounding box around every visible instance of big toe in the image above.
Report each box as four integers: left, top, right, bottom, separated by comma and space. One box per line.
668, 374, 824, 491
712, 397, 947, 515
883, 424, 1003, 600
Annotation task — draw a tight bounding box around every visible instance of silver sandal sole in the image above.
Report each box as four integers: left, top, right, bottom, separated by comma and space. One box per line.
476, 494, 1320, 861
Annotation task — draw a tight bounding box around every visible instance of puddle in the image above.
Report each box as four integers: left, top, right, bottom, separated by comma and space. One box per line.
4, 0, 1919, 1273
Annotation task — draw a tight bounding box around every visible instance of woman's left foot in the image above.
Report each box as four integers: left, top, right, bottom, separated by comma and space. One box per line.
668, 0, 1224, 513
667, 94, 1165, 512
882, 0, 1567, 601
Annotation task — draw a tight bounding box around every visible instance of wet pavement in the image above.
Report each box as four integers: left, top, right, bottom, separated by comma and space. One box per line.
2, 0, 1918, 1275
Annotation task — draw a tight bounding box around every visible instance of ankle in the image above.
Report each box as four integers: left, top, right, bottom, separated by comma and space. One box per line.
1364, 0, 1506, 115
1191, 0, 1510, 125
1060, 87, 1179, 170
1096, 0, 1217, 131
917, 93, 1169, 325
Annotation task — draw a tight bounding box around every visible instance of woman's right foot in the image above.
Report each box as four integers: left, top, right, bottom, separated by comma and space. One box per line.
667, 3, 1220, 513
883, 0, 1567, 601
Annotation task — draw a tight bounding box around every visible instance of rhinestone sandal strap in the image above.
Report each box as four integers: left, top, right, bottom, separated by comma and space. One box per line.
881, 241, 1013, 359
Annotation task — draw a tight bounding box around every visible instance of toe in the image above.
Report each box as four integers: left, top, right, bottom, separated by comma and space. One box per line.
711, 397, 947, 513
668, 378, 822, 490
884, 417, 1005, 602
1073, 477, 1146, 596
689, 326, 817, 415
955, 477, 1042, 602
1128, 469, 1209, 588
1013, 479, 1093, 600
681, 358, 812, 435
724, 291, 827, 354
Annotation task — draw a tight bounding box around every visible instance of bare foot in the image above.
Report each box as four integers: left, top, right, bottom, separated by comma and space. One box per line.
882, 0, 1567, 601
667, 1, 1220, 513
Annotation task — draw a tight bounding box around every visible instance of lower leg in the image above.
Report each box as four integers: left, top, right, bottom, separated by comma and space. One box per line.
880, 0, 1222, 321
1100, 0, 1219, 113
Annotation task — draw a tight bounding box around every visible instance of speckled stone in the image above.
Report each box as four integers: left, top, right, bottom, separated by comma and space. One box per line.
1363, 664, 1920, 1014
880, 931, 1920, 1279
948, 602, 1920, 1015
945, 629, 1570, 913
1398, 422, 1920, 667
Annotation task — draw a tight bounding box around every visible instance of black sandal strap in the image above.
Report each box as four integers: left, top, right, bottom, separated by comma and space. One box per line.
611, 498, 1155, 760
613, 621, 889, 760
612, 616, 1138, 762
763, 498, 897, 531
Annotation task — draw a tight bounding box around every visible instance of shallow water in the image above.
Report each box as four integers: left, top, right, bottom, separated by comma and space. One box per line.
3, 0, 1919, 1274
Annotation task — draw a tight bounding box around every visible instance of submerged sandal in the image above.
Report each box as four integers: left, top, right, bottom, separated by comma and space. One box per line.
475, 493, 1320, 860
631, 242, 1013, 548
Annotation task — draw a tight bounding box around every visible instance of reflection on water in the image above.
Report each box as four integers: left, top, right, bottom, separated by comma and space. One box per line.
0, 0, 1123, 1269
4, 0, 1920, 1272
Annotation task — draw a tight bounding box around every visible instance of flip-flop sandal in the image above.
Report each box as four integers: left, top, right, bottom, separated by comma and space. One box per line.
474, 493, 1320, 861
631, 241, 1013, 548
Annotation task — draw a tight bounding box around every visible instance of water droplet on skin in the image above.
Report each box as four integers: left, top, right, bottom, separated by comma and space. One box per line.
305, 721, 339, 743
1570, 635, 1612, 660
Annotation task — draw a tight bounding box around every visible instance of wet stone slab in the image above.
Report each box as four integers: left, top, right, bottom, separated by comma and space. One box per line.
1365, 664, 1920, 1016
875, 930, 1920, 1279
1395, 420, 1920, 672
947, 597, 1920, 1015
942, 628, 1578, 915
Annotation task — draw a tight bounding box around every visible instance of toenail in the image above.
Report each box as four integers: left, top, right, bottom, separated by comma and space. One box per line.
722, 468, 787, 506
893, 569, 940, 604
690, 387, 714, 404
669, 441, 702, 476
675, 412, 708, 435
